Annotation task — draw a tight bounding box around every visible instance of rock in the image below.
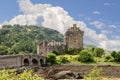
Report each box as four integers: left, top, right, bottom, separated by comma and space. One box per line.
54, 70, 76, 79
16, 67, 26, 74
75, 73, 83, 79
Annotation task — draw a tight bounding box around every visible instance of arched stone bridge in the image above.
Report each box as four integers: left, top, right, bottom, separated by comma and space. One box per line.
0, 54, 46, 69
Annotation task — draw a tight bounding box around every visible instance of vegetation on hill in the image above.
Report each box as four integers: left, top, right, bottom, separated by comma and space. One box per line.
0, 25, 63, 55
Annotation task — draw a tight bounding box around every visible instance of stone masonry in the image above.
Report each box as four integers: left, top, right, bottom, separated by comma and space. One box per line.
64, 24, 84, 49
0, 54, 46, 69
37, 24, 84, 54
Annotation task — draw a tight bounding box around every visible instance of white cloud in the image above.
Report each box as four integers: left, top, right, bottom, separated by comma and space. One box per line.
101, 30, 112, 35
85, 17, 91, 21
104, 2, 115, 6
112, 36, 120, 40
104, 3, 111, 6
90, 21, 105, 29
0, 0, 119, 51
100, 40, 120, 51
0, 24, 2, 29
93, 11, 100, 15
109, 25, 117, 28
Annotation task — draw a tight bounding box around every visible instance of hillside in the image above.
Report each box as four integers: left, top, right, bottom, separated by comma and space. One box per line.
0, 25, 63, 55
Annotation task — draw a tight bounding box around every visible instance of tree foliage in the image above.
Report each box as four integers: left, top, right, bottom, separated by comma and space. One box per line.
111, 51, 117, 58
113, 51, 120, 62
47, 53, 57, 64
0, 25, 63, 55
93, 48, 104, 57
78, 50, 94, 62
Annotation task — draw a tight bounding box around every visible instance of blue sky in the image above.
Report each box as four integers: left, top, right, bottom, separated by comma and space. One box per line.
0, 0, 120, 51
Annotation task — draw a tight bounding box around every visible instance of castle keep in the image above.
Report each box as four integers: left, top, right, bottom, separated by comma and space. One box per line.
37, 24, 84, 55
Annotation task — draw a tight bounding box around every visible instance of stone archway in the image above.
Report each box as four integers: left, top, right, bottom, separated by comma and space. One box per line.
23, 58, 29, 66
32, 58, 38, 66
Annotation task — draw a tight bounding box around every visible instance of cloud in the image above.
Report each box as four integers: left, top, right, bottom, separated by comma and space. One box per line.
0, 24, 2, 29
109, 25, 117, 28
104, 2, 115, 6
0, 0, 119, 51
101, 30, 112, 35
93, 11, 100, 15
100, 40, 120, 51
104, 3, 111, 6
112, 36, 120, 40
85, 17, 91, 21
90, 21, 105, 29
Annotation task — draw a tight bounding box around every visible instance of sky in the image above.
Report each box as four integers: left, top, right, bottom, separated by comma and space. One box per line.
0, 0, 120, 51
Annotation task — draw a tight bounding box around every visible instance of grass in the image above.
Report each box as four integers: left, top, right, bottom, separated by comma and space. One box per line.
56, 54, 120, 66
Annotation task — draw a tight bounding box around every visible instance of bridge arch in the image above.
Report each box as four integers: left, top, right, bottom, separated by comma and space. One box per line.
23, 58, 29, 66
32, 58, 39, 66
40, 59, 44, 67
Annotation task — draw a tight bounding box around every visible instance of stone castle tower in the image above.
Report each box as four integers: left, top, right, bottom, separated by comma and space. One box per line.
37, 24, 84, 55
64, 24, 84, 49
37, 40, 48, 56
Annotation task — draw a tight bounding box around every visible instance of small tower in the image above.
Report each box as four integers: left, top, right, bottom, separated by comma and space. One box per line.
37, 40, 47, 56
64, 24, 84, 49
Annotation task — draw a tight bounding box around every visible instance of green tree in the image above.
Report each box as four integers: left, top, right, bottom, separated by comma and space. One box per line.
111, 51, 117, 58
94, 48, 104, 57
47, 53, 57, 64
78, 50, 94, 62
114, 51, 120, 62
0, 45, 9, 55
0, 25, 64, 55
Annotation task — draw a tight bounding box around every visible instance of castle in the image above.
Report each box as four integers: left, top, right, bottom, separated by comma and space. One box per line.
37, 24, 84, 56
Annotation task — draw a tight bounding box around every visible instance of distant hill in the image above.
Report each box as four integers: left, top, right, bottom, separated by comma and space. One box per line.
0, 25, 64, 55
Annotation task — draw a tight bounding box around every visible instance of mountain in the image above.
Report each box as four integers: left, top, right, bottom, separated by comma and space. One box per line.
0, 24, 64, 55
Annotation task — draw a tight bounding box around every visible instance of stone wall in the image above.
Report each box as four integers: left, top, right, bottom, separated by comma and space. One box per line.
0, 54, 46, 69
47, 40, 66, 53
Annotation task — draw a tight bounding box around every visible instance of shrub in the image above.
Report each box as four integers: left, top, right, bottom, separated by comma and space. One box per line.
105, 55, 112, 62
114, 52, 120, 62
52, 50, 59, 55
59, 56, 69, 64
94, 48, 104, 57
0, 69, 43, 80
78, 50, 94, 62
84, 66, 102, 80
66, 48, 74, 55
47, 53, 57, 64
111, 51, 117, 58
